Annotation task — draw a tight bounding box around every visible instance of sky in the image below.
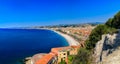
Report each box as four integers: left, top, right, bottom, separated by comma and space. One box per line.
0, 0, 120, 28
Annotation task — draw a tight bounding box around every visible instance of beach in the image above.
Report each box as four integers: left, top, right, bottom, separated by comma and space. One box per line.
25, 29, 80, 64
52, 30, 80, 46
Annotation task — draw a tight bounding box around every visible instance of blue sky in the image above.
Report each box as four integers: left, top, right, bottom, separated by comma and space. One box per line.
0, 0, 120, 28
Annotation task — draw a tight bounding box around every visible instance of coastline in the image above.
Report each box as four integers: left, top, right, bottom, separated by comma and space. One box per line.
16, 28, 80, 46
51, 30, 80, 46
25, 28, 80, 64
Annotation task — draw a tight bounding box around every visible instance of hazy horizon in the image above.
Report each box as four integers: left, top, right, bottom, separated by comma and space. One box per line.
0, 0, 120, 28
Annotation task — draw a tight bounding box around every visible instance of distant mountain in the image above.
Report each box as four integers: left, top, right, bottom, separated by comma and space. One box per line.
88, 22, 105, 25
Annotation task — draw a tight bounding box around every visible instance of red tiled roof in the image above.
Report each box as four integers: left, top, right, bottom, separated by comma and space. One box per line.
51, 46, 71, 54
71, 45, 80, 48
35, 46, 80, 64
35, 53, 55, 64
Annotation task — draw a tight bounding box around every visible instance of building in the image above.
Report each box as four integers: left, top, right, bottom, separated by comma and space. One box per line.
58, 50, 68, 63
69, 46, 80, 55
51, 46, 80, 63
31, 45, 80, 64
35, 53, 57, 64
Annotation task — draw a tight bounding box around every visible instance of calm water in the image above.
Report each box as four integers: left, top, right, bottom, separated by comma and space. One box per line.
0, 29, 69, 64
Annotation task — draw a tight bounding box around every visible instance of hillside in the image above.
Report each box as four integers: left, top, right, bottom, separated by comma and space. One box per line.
90, 11, 120, 64
94, 30, 120, 64
73, 11, 120, 64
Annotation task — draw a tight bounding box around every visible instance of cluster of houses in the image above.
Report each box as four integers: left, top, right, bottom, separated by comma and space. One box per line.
50, 25, 94, 44
26, 45, 80, 64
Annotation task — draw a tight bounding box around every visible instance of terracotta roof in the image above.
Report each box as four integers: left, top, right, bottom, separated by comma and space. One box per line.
35, 46, 80, 64
71, 45, 80, 48
32, 53, 47, 64
51, 46, 71, 54
35, 53, 55, 64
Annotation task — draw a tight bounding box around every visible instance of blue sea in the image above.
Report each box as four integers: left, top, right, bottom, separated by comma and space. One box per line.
0, 29, 69, 64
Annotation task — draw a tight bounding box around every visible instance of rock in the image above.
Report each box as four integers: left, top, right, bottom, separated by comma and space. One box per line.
94, 30, 120, 64
24, 57, 32, 64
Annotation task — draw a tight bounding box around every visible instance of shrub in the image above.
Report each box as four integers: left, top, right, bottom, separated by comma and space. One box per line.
85, 24, 117, 50
68, 55, 74, 64
105, 11, 120, 29
73, 48, 92, 64
59, 59, 66, 64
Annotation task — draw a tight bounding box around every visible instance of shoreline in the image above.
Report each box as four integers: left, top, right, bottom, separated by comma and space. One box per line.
25, 28, 80, 64
36, 28, 80, 46
51, 30, 80, 46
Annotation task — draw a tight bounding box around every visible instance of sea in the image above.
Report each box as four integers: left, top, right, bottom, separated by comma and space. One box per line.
0, 29, 69, 64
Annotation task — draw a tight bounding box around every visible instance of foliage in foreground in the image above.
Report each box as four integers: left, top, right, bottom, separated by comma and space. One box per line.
73, 48, 92, 64
59, 59, 66, 64
86, 24, 117, 50
105, 11, 120, 29
86, 11, 120, 50
68, 55, 74, 64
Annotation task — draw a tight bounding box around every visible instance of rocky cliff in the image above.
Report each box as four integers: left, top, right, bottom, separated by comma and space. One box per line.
94, 30, 120, 64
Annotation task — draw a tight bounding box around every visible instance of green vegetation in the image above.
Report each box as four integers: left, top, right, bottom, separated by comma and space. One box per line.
73, 24, 117, 64
86, 24, 117, 50
86, 11, 120, 50
85, 11, 120, 50
68, 55, 75, 64
58, 11, 120, 64
72, 11, 120, 64
73, 48, 92, 64
106, 11, 120, 29
59, 59, 66, 64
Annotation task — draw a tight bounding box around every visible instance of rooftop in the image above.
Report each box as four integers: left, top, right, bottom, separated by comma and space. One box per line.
35, 53, 55, 64
34, 46, 80, 64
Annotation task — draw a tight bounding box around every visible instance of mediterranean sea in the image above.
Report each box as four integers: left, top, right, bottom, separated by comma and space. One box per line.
0, 29, 69, 64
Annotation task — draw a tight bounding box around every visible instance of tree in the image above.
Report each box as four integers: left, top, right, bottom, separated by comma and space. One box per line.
59, 59, 66, 64
105, 18, 113, 27
85, 25, 108, 50
106, 11, 120, 29
73, 48, 92, 64
112, 11, 120, 29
